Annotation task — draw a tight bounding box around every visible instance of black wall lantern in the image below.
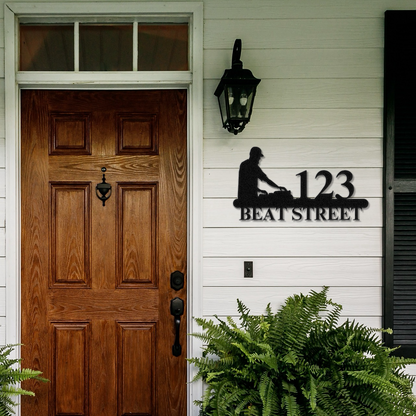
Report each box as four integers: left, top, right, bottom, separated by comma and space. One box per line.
214, 39, 261, 135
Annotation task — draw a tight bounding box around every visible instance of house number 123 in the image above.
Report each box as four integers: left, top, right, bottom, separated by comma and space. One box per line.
296, 170, 354, 199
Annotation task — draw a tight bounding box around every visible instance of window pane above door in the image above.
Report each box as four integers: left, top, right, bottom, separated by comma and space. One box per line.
20, 25, 74, 71
79, 24, 133, 71
19, 22, 189, 72
138, 24, 188, 71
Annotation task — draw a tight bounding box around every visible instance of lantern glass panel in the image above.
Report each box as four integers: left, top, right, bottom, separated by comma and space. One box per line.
228, 86, 255, 121
218, 89, 228, 126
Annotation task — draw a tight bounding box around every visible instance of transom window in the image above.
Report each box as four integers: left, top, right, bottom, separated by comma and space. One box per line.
20, 22, 189, 71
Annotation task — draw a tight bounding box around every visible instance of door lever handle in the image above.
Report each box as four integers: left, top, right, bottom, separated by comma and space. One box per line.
170, 297, 184, 357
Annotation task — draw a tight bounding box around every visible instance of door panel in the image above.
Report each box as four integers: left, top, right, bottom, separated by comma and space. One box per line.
21, 90, 187, 416
51, 322, 90, 415
50, 182, 91, 287
117, 322, 156, 415
117, 183, 157, 287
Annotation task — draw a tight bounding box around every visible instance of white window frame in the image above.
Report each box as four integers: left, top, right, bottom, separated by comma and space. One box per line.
4, 3, 204, 415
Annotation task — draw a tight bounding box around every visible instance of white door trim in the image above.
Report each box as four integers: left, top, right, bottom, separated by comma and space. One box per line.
4, 3, 204, 415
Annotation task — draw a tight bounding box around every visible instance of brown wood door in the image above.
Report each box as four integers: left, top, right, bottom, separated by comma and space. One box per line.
21, 90, 187, 416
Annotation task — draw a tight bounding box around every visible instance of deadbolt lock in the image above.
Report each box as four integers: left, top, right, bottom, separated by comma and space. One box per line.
170, 271, 184, 291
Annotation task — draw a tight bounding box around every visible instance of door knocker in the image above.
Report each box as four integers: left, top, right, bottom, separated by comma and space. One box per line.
96, 167, 112, 206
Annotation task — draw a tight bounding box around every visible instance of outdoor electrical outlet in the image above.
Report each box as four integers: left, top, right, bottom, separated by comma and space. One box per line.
244, 261, 253, 278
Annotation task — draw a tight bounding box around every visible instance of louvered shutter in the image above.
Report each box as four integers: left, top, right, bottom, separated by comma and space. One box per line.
384, 11, 416, 357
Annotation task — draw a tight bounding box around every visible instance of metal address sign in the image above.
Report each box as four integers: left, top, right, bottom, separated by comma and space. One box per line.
233, 147, 369, 222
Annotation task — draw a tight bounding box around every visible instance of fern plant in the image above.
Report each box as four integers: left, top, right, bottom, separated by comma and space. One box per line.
189, 287, 416, 415
0, 344, 47, 416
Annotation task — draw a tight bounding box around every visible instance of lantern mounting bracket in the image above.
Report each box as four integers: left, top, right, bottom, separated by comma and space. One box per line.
231, 39, 243, 69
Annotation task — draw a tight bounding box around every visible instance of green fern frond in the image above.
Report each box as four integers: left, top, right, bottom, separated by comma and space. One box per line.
189, 288, 416, 416
301, 374, 317, 410
283, 350, 298, 366
0, 344, 48, 416
258, 372, 279, 416
0, 385, 35, 397
282, 391, 300, 416
248, 352, 278, 372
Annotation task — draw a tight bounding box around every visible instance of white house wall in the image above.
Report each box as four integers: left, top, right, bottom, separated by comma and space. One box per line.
1, 0, 416, 397
0, 4, 5, 349
203, 0, 416, 383
203, 1, 385, 322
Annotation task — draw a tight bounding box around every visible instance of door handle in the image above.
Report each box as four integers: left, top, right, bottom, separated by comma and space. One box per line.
170, 297, 184, 357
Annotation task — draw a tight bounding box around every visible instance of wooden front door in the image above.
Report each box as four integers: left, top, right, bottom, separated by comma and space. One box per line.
21, 90, 187, 416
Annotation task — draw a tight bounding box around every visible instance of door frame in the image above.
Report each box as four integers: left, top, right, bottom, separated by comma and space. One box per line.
4, 3, 204, 415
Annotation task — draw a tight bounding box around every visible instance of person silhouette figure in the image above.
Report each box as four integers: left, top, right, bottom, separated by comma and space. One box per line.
237, 147, 286, 206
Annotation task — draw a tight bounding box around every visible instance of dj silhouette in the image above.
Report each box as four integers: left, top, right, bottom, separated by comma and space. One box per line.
237, 147, 286, 205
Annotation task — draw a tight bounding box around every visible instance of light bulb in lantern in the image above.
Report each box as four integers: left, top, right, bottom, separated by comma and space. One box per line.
240, 92, 248, 106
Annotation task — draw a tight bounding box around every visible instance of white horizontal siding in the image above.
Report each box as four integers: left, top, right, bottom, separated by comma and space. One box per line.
0, 37, 4, 346
203, 257, 382, 287
0, 198, 5, 226
0, 287, 5, 316
204, 19, 383, 49
0, 48, 3, 79
2, 0, 415, 20
0, 139, 4, 168
204, 139, 382, 168
203, 0, 416, 19
0, 169, 4, 198
205, 79, 384, 109
204, 228, 382, 257
204, 109, 382, 139
0, 228, 4, 257
205, 48, 383, 80
203, 286, 382, 317
0, 35, 5, 347
0, 80, 4, 138
0, 317, 5, 345
0, 257, 3, 344
0, 258, 4, 286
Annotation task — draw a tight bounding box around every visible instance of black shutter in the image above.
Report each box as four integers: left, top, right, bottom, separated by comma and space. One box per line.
384, 11, 416, 357
393, 194, 416, 347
